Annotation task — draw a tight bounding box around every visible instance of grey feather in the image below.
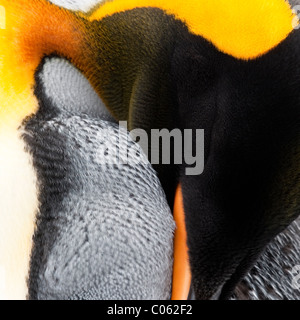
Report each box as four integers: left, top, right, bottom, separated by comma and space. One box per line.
24, 114, 175, 300
233, 217, 300, 300
39, 57, 115, 122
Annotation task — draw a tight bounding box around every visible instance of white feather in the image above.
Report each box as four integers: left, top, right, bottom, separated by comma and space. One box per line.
0, 128, 39, 300
48, 0, 105, 12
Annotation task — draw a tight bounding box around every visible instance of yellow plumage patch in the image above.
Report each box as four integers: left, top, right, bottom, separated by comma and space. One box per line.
90, 0, 297, 60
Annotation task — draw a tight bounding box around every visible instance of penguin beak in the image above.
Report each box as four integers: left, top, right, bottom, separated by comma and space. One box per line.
171, 185, 192, 300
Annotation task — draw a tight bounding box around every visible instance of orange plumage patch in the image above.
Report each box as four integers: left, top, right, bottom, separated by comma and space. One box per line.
0, 0, 85, 130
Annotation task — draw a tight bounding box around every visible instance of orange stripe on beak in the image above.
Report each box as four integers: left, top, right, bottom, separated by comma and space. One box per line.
171, 184, 192, 300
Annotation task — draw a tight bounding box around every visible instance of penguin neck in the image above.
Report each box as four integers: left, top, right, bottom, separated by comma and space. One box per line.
0, 0, 87, 133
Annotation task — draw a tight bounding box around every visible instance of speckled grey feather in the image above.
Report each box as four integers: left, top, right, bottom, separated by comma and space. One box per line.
24, 114, 175, 300
232, 217, 300, 300
29, 30, 176, 299
289, 0, 300, 6
40, 57, 114, 122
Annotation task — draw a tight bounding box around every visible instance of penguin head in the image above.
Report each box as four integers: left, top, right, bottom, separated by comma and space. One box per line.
71, 0, 300, 299
1, 0, 300, 299
167, 1, 300, 298
0, 0, 175, 300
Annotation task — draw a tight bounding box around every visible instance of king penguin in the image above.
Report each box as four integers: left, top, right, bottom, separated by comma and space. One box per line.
0, 0, 175, 300
0, 0, 300, 300
37, 53, 300, 300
